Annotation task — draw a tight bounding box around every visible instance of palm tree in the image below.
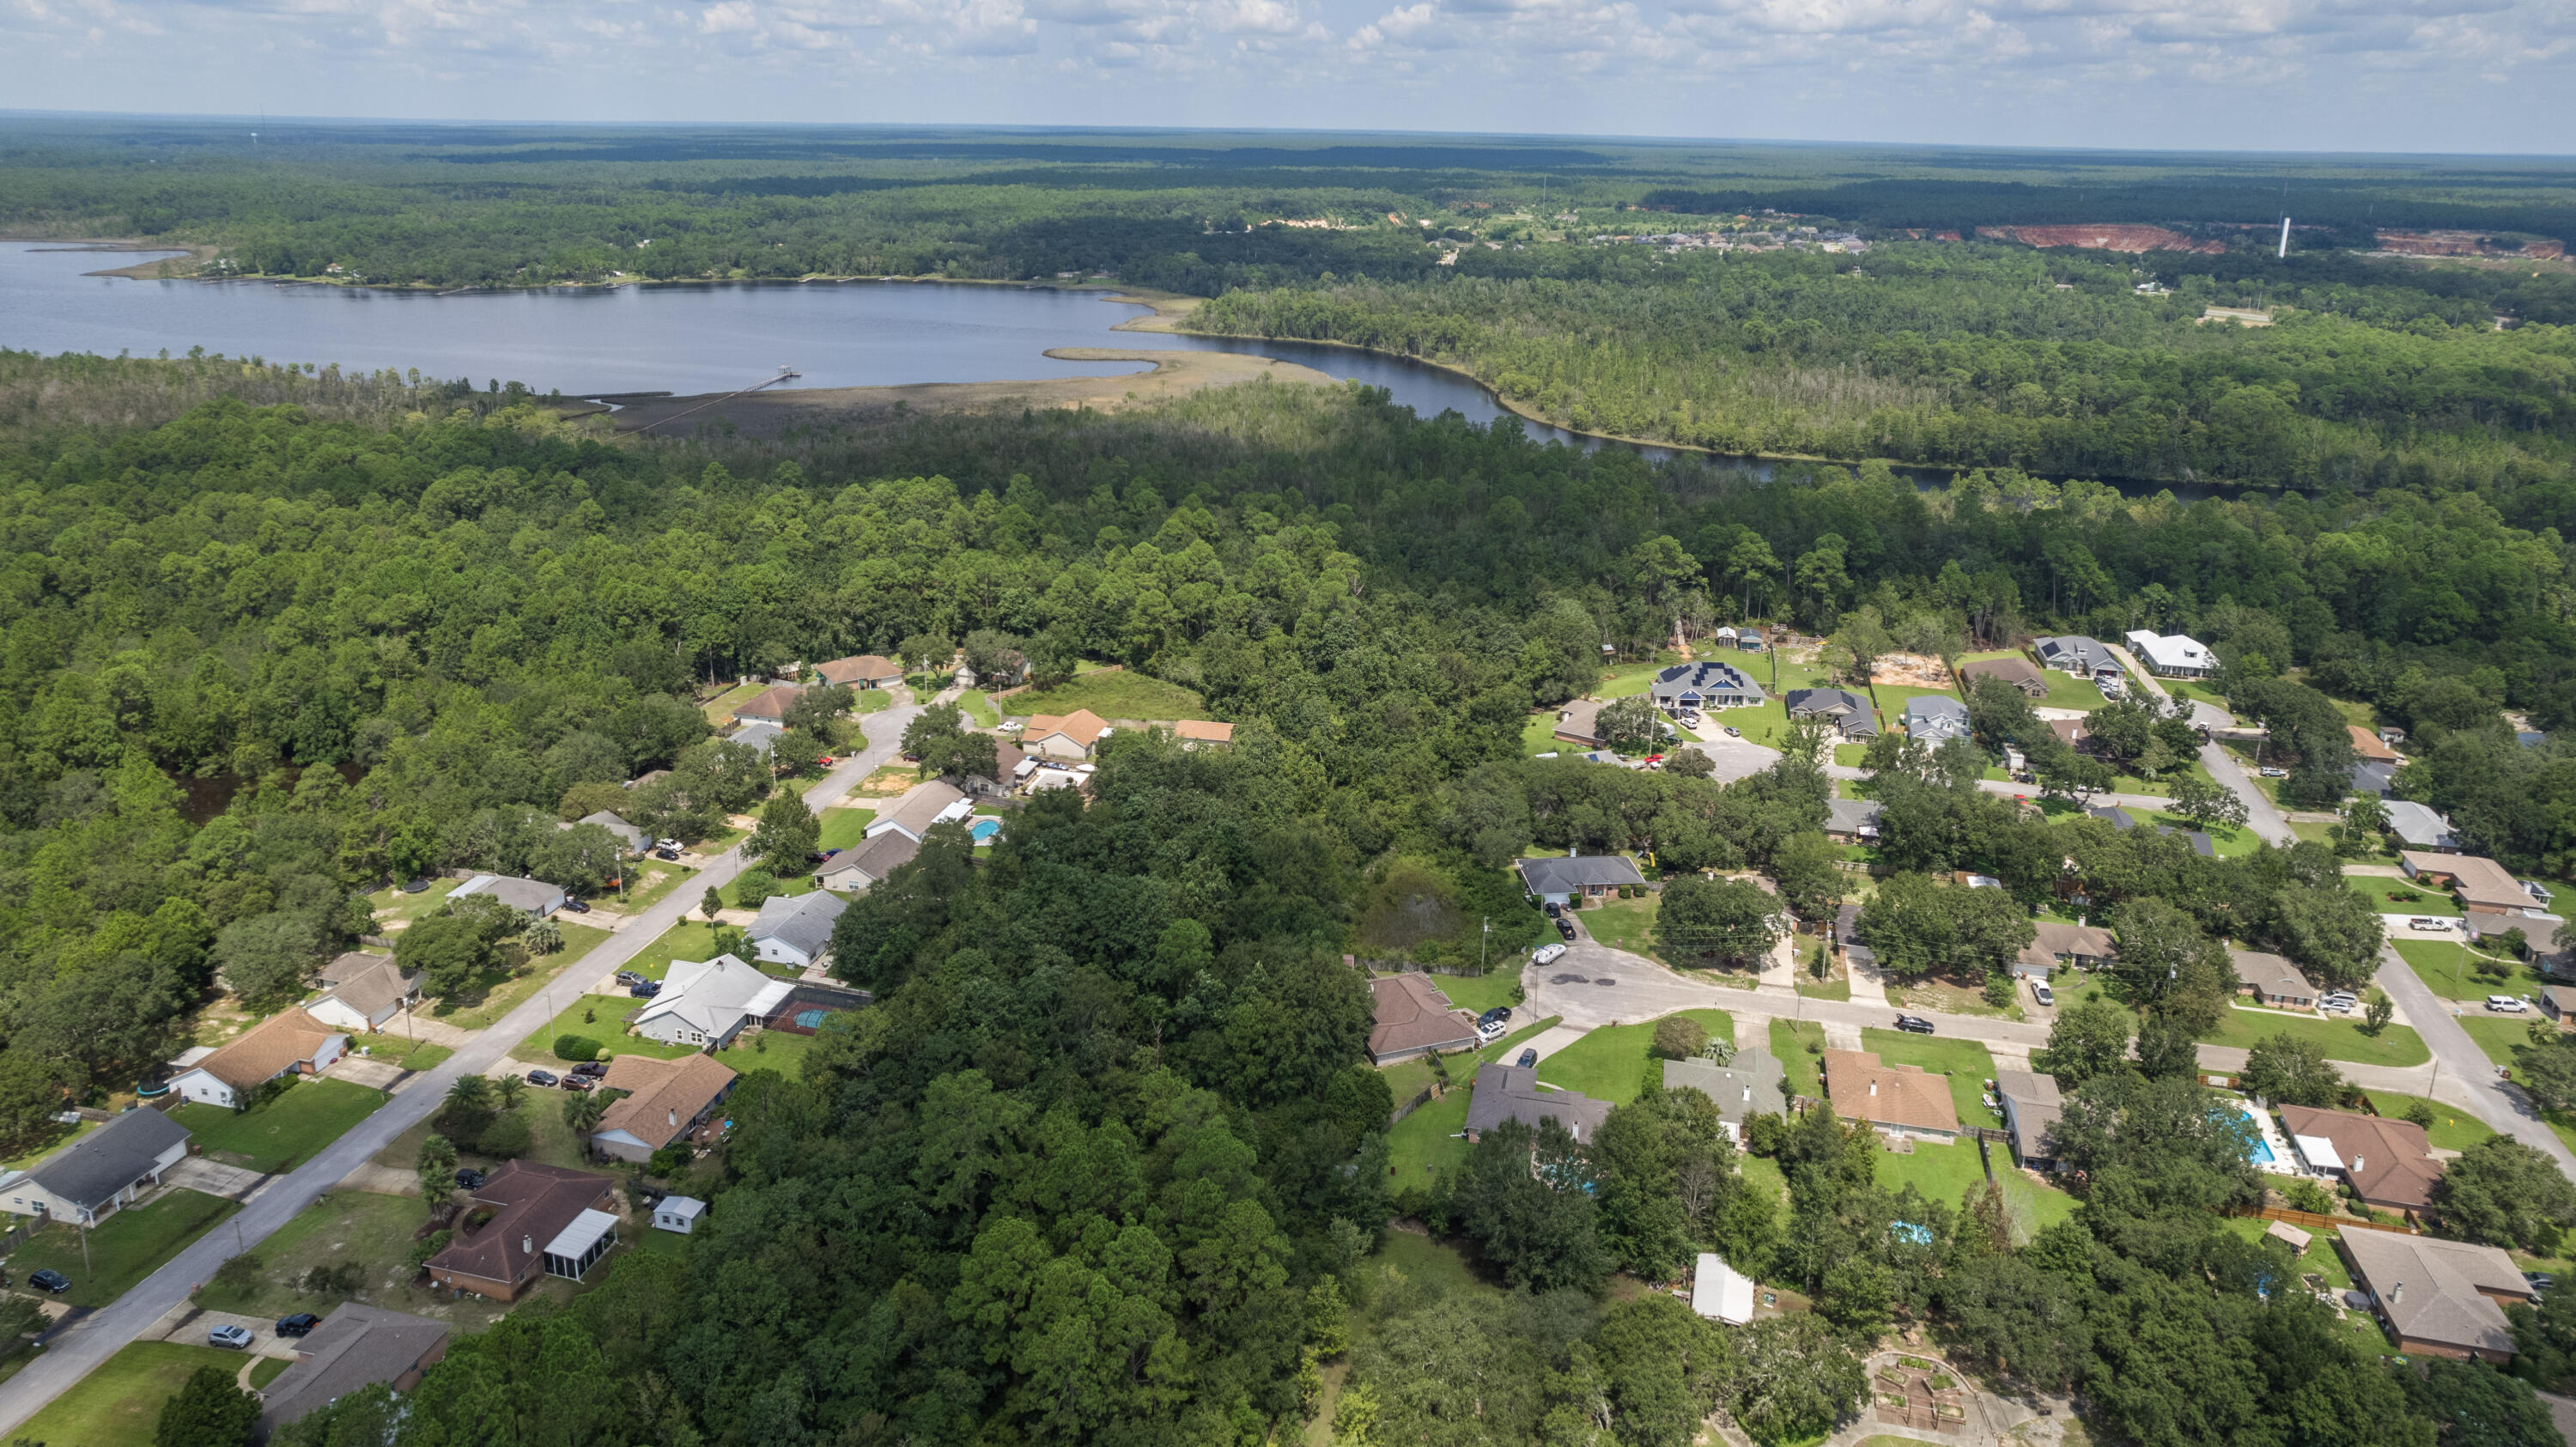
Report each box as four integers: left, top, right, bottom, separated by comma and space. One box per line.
562, 1090, 607, 1135
442, 1075, 494, 1117
494, 1074, 526, 1112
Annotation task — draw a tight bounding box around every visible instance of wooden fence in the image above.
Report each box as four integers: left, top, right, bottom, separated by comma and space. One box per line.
2220, 1203, 2418, 1236
1388, 1085, 1438, 1129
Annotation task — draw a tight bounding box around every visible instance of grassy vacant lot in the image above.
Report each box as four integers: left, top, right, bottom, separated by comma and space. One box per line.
1537, 1010, 1736, 1107
191, 1189, 432, 1319
1383, 1017, 1564, 1183
532, 994, 702, 1061
367, 876, 459, 928
2353, 875, 2458, 915
1771, 1020, 1827, 1098
1579, 894, 1661, 961
2202, 1005, 2431, 1067
624, 921, 726, 980
1005, 670, 1204, 721
614, 856, 697, 913
2396, 938, 2547, 1002
173, 1079, 386, 1173
701, 678, 763, 724
15, 1189, 239, 1308
1858, 1029, 2002, 1129
956, 690, 1000, 727
2354, 1091, 2497, 1152
817, 806, 878, 852
16, 1342, 251, 1447
435, 921, 612, 1030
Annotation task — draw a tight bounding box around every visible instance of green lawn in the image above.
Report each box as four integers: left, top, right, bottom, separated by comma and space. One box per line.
1384, 1016, 1564, 1183
1523, 712, 1566, 757
173, 1079, 386, 1173
367, 876, 459, 927
3, 1116, 99, 1173
623, 921, 727, 981
956, 690, 1001, 727
1959, 650, 2111, 713
1536, 1011, 1736, 1107
191, 1189, 434, 1318
2353, 1092, 2498, 1152
1005, 670, 1204, 721
702, 679, 762, 724
1413, 970, 1521, 1015
2353, 876, 2458, 916
2202, 1006, 2430, 1067
2457, 1015, 2532, 1071
1870, 1135, 2077, 1242
818, 807, 878, 852
531, 994, 703, 1061
2394, 938, 2552, 1004
726, 1027, 817, 1077
612, 857, 697, 913
1858, 1029, 2002, 1128
15, 1342, 252, 1447
396, 1042, 453, 1072
851, 688, 893, 714
13, 1189, 240, 1309
434, 921, 613, 1030
1580, 894, 1663, 961
1771, 1020, 1827, 1098
2164, 678, 2232, 713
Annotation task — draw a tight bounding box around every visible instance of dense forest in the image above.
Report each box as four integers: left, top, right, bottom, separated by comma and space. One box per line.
0, 346, 2570, 1442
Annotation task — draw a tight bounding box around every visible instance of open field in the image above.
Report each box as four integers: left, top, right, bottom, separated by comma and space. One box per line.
2395, 937, 2548, 1001
1537, 1010, 1736, 1106
173, 1079, 386, 1173
1005, 668, 1206, 721
13, 1189, 240, 1309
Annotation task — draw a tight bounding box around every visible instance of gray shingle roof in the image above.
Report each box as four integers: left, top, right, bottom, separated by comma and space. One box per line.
1825, 798, 1884, 834
1518, 855, 1645, 897
29, 1108, 189, 1211
1662, 1049, 1785, 1122
1464, 1064, 1611, 1143
817, 830, 921, 885
750, 891, 848, 959
257, 1304, 451, 1434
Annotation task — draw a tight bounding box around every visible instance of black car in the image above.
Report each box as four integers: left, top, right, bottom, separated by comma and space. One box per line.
1516, 1049, 1540, 1068
454, 1168, 487, 1189
276, 1313, 321, 1338
653, 847, 682, 860
1893, 1014, 1937, 1035
571, 1060, 608, 1078
27, 1268, 70, 1294
1542, 902, 1562, 918
1555, 918, 1577, 939
560, 898, 590, 914
629, 980, 661, 998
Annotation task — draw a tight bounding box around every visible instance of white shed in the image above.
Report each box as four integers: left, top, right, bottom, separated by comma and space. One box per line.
1691, 1252, 1755, 1324
653, 1195, 708, 1235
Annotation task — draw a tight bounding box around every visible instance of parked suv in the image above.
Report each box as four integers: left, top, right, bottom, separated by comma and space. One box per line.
276, 1313, 321, 1338
1555, 918, 1577, 940
629, 980, 662, 998
453, 1168, 487, 1189
27, 1269, 71, 1293
526, 1068, 561, 1086
209, 1324, 254, 1350
615, 970, 648, 988
2488, 994, 2529, 1013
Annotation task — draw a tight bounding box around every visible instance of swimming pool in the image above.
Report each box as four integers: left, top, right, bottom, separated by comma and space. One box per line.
2248, 1137, 2276, 1164
969, 818, 1001, 845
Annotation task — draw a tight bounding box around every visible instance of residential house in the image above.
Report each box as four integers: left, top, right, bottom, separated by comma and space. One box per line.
1647, 661, 1765, 713
2087, 804, 2214, 857
1174, 720, 1234, 749
1691, 1253, 1756, 1324
590, 1054, 738, 1164
2349, 760, 2398, 797
729, 720, 784, 757
747, 891, 848, 972
2385, 809, 2458, 866
629, 955, 793, 1050
813, 831, 920, 893
0, 1107, 191, 1225
2048, 717, 2089, 751
1517, 854, 1646, 906
761, 981, 872, 1036
167, 1008, 349, 1110
964, 739, 1029, 799
2278, 1104, 2445, 1214
424, 1162, 622, 1302
256, 1304, 451, 1439
1824, 798, 1883, 844
814, 654, 903, 690
1822, 1049, 1959, 1140
2014, 921, 2117, 981
2032, 635, 2119, 678
2467, 911, 2573, 977
865, 781, 971, 845
2541, 986, 2576, 1031
1783, 688, 1877, 739
1959, 656, 2047, 699
1662, 1049, 1786, 1144
1463, 1063, 1613, 1145
1552, 698, 1608, 749
574, 811, 647, 853
1901, 694, 1971, 742
1023, 709, 1113, 761
2348, 725, 2402, 764
2123, 630, 2215, 678
1993, 1069, 2064, 1169
2232, 949, 2318, 1011
732, 684, 805, 726
1368, 973, 1479, 1066
1834, 902, 1875, 976
306, 951, 421, 1035
2340, 1231, 2536, 1363
653, 1196, 707, 1234
447, 873, 567, 920
2401, 852, 2546, 915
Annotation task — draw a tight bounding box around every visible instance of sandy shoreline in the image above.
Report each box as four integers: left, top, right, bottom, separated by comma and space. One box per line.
573, 347, 1334, 438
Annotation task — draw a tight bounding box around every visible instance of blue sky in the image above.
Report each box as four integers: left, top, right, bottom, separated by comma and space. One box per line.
3, 0, 2567, 154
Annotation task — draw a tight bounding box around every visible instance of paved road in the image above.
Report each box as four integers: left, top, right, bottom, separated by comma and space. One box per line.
0, 697, 923, 1437
2107, 644, 2295, 848
2369, 941, 2576, 1174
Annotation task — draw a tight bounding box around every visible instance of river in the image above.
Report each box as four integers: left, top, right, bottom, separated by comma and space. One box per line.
1, 243, 2208, 495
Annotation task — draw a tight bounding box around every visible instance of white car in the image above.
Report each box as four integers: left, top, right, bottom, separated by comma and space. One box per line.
2488, 994, 2528, 1013
1532, 943, 1569, 966
2409, 917, 2454, 932
2030, 981, 2055, 1006
1476, 1018, 1508, 1043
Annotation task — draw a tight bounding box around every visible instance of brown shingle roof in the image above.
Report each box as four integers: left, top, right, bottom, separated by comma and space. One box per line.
1025, 710, 1112, 748
2341, 1231, 2530, 1356
733, 685, 805, 723
2348, 725, 2401, 763
814, 655, 902, 687
196, 1009, 343, 1091
1959, 656, 2045, 695
2277, 1105, 2445, 1209
426, 1162, 617, 1290
1823, 1049, 1959, 1134
1368, 974, 1479, 1061
596, 1055, 737, 1152
1174, 720, 1235, 744
2409, 854, 2535, 913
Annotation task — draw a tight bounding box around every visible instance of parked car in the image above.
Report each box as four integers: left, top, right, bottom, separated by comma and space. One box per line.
629, 980, 662, 998
2527, 1272, 2556, 1292
806, 852, 833, 864
2258, 766, 2288, 778
2031, 981, 2056, 1006
1894, 1014, 1937, 1035
571, 1060, 609, 1078
560, 898, 590, 914
1516, 1049, 1540, 1068
526, 1068, 561, 1086
561, 1075, 595, 1092
1476, 1019, 1506, 1043
2408, 917, 2453, 932
276, 1313, 321, 1337
27, 1268, 71, 1293
1532, 943, 1568, 966
209, 1324, 254, 1350
1543, 902, 1562, 918
615, 970, 647, 988
1722, 726, 1741, 738
453, 1168, 487, 1189
2488, 995, 2528, 1012
1479, 1006, 1513, 1028
2318, 992, 2359, 1013
657, 837, 682, 849
653, 848, 682, 860
1555, 918, 1577, 940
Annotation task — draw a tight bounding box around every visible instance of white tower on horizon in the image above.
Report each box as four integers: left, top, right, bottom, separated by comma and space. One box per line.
2278, 216, 2291, 258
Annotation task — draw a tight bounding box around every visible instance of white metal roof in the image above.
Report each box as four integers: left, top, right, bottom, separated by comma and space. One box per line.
1692, 1253, 1755, 1324
657, 1195, 707, 1220
544, 1207, 621, 1262
2293, 1134, 2346, 1170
